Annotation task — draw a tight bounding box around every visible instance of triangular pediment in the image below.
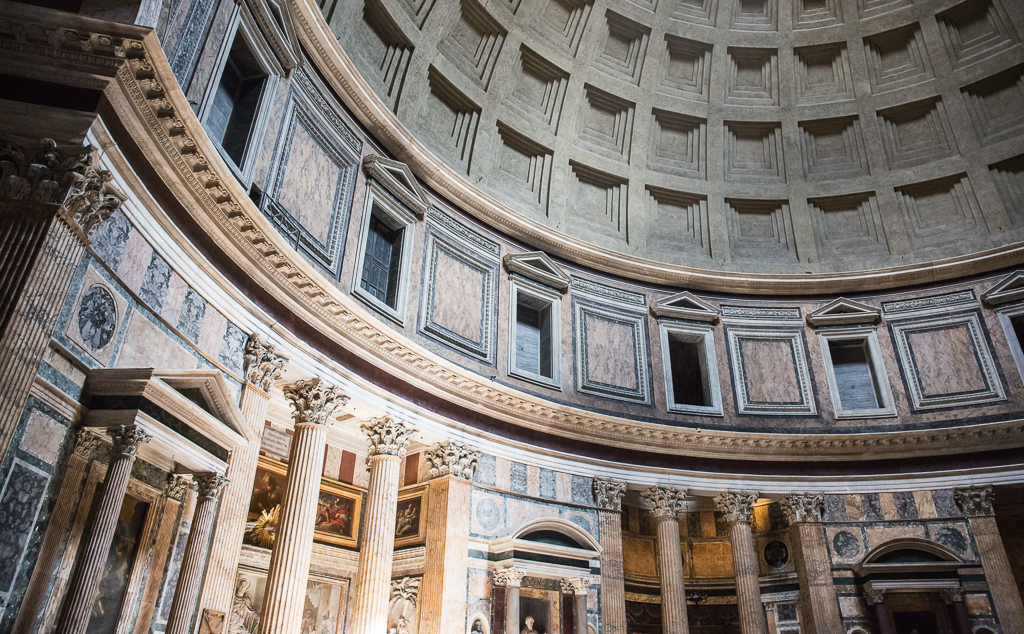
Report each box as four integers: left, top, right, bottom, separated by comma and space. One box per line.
806, 298, 880, 327
982, 270, 1024, 307
503, 251, 570, 292
650, 291, 719, 322
362, 154, 430, 217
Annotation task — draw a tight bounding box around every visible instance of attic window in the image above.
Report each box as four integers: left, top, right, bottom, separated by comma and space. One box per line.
818, 327, 896, 419
508, 277, 561, 389
206, 33, 269, 170
658, 323, 722, 416
352, 183, 417, 324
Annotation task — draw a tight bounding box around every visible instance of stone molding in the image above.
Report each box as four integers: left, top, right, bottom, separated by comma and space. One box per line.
954, 485, 995, 517
194, 472, 229, 499
165, 474, 194, 501
593, 478, 627, 511
560, 577, 590, 595
361, 416, 416, 458
243, 333, 287, 392
423, 440, 479, 480
779, 493, 824, 524
940, 588, 966, 604
108, 424, 152, 458
283, 378, 348, 427
72, 428, 102, 458
714, 492, 758, 524
642, 486, 685, 518
492, 568, 526, 587
863, 589, 885, 605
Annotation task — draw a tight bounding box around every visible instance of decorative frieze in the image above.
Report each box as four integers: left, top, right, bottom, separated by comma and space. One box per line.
194, 473, 230, 499
243, 333, 287, 392
882, 290, 976, 316
720, 305, 801, 320
642, 486, 685, 518
560, 577, 590, 595
593, 477, 627, 511
424, 440, 479, 480
165, 474, 194, 501
492, 567, 526, 587
108, 424, 152, 458
714, 492, 758, 524
361, 416, 416, 458
283, 378, 348, 427
571, 276, 646, 307
954, 485, 995, 517
779, 493, 824, 523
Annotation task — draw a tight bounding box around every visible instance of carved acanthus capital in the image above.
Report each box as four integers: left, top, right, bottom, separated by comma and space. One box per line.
165, 474, 194, 501
424, 440, 479, 480
243, 333, 287, 392
492, 568, 526, 587
560, 577, 590, 595
714, 492, 759, 524
361, 416, 416, 458
62, 163, 124, 239
779, 493, 824, 524
194, 473, 230, 499
72, 428, 102, 458
1, 138, 87, 204
108, 425, 151, 458
863, 589, 886, 606
954, 485, 995, 517
390, 577, 419, 608
642, 486, 685, 518
593, 478, 627, 511
940, 588, 966, 604
283, 378, 348, 427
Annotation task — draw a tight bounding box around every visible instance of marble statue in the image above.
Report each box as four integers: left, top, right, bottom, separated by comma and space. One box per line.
226, 578, 260, 634
521, 616, 543, 634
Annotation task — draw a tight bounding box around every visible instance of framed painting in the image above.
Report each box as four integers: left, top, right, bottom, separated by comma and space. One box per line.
394, 485, 428, 548
247, 456, 363, 548
227, 567, 348, 634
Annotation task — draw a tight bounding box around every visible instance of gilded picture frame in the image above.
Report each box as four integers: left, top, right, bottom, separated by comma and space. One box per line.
393, 485, 428, 548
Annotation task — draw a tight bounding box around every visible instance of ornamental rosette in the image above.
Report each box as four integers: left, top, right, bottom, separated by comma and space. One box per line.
283, 378, 348, 427
779, 493, 824, 524
560, 577, 590, 595
642, 486, 685, 518
361, 416, 416, 458
713, 492, 759, 524
954, 485, 995, 517
72, 429, 102, 458
108, 425, 151, 458
593, 477, 627, 511
492, 568, 526, 587
194, 473, 230, 499
243, 333, 287, 392
424, 440, 479, 480
165, 474, 194, 501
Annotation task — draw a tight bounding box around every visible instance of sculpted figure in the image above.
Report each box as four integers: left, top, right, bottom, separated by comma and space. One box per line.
521, 616, 543, 634
226, 579, 260, 634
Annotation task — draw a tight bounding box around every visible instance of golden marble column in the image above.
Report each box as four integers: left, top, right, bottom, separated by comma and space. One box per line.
954, 486, 1024, 631
561, 578, 591, 634
593, 478, 627, 634
419, 440, 479, 633
642, 486, 689, 634
199, 334, 286, 615
779, 494, 842, 634
165, 473, 230, 634
349, 416, 417, 634
715, 492, 768, 634
493, 567, 526, 634
258, 379, 348, 634
55, 425, 151, 634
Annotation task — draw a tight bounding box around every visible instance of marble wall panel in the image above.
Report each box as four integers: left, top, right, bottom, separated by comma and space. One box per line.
864, 524, 927, 550
117, 310, 199, 370
691, 541, 734, 577
728, 328, 816, 415
826, 527, 864, 565
117, 230, 154, 294
471, 490, 505, 536
0, 460, 49, 598
622, 535, 657, 577
19, 411, 67, 464
65, 265, 130, 365
573, 300, 651, 404
927, 521, 973, 560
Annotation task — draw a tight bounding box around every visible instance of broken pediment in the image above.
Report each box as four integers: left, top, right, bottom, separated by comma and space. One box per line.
503, 251, 570, 292
362, 154, 430, 218
650, 291, 719, 322
806, 298, 881, 327
982, 270, 1024, 307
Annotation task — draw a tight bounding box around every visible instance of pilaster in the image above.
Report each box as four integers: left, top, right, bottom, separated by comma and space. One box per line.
593, 478, 627, 634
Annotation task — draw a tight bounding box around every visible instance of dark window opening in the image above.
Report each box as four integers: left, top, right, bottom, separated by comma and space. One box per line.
668, 335, 707, 407
207, 33, 268, 168
514, 293, 553, 379
360, 212, 404, 308
1011, 315, 1024, 350
829, 338, 881, 410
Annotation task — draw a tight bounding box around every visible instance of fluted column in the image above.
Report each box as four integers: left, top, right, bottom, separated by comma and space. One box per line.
715, 492, 768, 634
419, 440, 479, 633
165, 473, 229, 634
199, 334, 286, 615
940, 588, 971, 634
642, 486, 688, 634
779, 494, 842, 634
954, 486, 1024, 630
594, 478, 627, 634
258, 379, 348, 634
494, 568, 526, 634
864, 589, 895, 634
349, 416, 417, 634
56, 425, 151, 634
561, 578, 590, 634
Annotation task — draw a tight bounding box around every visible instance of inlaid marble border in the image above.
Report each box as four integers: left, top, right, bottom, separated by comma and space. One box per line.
726, 328, 817, 415
572, 300, 651, 405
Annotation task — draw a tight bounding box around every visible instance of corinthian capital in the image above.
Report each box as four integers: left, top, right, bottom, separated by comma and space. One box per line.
194, 473, 230, 499
165, 474, 194, 501
940, 588, 965, 604
492, 568, 526, 587
954, 485, 995, 517
560, 577, 590, 595
779, 493, 824, 524
243, 333, 287, 392
108, 425, 151, 458
424, 440, 479, 480
62, 163, 123, 239
593, 478, 627, 511
1, 138, 87, 204
283, 379, 348, 427
361, 416, 416, 458
72, 428, 102, 459
642, 486, 685, 518
863, 589, 885, 606
714, 492, 759, 524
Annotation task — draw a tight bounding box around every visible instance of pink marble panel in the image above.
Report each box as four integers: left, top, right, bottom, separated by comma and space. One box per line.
117, 230, 153, 294
196, 307, 227, 356
431, 250, 485, 343
907, 326, 986, 396
584, 314, 638, 389
160, 273, 189, 326
914, 490, 937, 518
741, 339, 800, 403
277, 120, 342, 244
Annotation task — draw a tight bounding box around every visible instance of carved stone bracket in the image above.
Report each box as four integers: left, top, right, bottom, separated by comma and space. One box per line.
243, 333, 287, 392
714, 492, 759, 524
165, 474, 194, 501
779, 493, 824, 524
492, 568, 526, 587
361, 416, 416, 458
642, 486, 685, 518
954, 485, 995, 517
108, 424, 152, 458
560, 577, 590, 595
593, 477, 627, 511
863, 589, 885, 606
423, 440, 479, 480
194, 473, 230, 499
940, 588, 966, 604
283, 378, 348, 427
72, 428, 102, 459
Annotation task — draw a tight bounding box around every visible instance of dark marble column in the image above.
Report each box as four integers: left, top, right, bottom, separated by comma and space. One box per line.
941, 588, 971, 634
493, 568, 525, 634
864, 589, 895, 634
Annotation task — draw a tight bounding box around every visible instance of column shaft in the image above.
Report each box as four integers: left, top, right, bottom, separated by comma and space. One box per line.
872, 602, 896, 634
575, 593, 588, 634
166, 484, 222, 634
258, 422, 328, 634
597, 510, 627, 634
790, 522, 842, 634
419, 476, 472, 632
969, 514, 1024, 630
348, 455, 402, 634
506, 586, 520, 634
655, 516, 689, 634
728, 521, 768, 634
950, 601, 971, 634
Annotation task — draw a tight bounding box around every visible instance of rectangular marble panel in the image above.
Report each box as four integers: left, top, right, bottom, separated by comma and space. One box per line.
573, 300, 651, 404
555, 472, 572, 503
510, 462, 528, 494
139, 251, 172, 312
865, 524, 926, 550
570, 475, 593, 506
495, 457, 512, 491
19, 411, 67, 464
117, 311, 198, 370
931, 489, 959, 517
914, 490, 937, 518
692, 541, 734, 577
622, 536, 656, 576
0, 460, 49, 596
117, 229, 153, 294
892, 491, 918, 519
728, 328, 816, 414
473, 453, 497, 486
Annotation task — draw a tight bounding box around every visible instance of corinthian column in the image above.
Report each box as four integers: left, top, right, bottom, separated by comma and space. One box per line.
940, 588, 971, 634
419, 440, 479, 633
864, 589, 895, 634
593, 478, 627, 634
349, 416, 417, 634
561, 578, 591, 634
258, 379, 348, 634
199, 334, 287, 615
493, 567, 525, 634
715, 492, 768, 634
954, 486, 1024, 630
56, 425, 151, 634
779, 494, 841, 634
165, 473, 230, 634
642, 486, 689, 634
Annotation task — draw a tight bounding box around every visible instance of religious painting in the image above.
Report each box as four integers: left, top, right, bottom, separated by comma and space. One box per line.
394, 486, 428, 548
85, 493, 150, 634
226, 568, 347, 634
246, 457, 361, 548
